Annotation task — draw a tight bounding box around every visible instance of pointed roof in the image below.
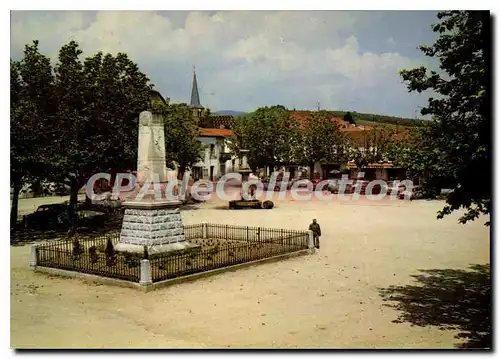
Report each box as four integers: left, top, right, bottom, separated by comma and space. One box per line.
190, 67, 204, 109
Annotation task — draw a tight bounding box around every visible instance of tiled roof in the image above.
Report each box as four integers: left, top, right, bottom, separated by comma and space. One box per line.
199, 128, 234, 137
210, 115, 235, 129
210, 114, 234, 120
345, 128, 410, 147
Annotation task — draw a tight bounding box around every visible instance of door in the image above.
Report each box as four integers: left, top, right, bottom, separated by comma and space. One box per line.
210, 166, 214, 181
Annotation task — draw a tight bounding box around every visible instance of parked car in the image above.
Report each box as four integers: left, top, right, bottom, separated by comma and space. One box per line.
273, 180, 293, 191
327, 181, 339, 194
23, 204, 70, 229
398, 185, 424, 200
77, 210, 106, 228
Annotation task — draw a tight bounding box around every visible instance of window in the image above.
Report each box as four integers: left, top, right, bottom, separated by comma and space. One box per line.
210, 144, 215, 158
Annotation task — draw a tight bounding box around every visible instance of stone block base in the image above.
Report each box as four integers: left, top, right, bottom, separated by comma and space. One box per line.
116, 202, 196, 254
119, 206, 185, 246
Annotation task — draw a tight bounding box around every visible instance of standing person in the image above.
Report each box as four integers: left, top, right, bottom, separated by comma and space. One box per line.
309, 219, 321, 249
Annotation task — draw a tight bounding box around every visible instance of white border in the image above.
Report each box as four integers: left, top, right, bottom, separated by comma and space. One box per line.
6, 1, 498, 11
4, 3, 497, 358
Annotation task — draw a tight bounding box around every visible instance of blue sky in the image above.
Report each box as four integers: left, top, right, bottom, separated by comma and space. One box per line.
10, 10, 440, 118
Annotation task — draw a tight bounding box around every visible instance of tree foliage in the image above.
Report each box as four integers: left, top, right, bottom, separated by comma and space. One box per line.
11, 39, 153, 231
343, 111, 355, 124
388, 124, 455, 193
400, 11, 489, 225
10, 41, 57, 228
298, 111, 347, 179
349, 126, 396, 169
230, 105, 301, 171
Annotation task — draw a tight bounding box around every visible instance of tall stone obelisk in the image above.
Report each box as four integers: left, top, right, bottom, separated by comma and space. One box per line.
114, 110, 197, 254
136, 111, 168, 187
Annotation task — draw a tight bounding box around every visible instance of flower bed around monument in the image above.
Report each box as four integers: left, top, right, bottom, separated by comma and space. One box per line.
33, 224, 310, 286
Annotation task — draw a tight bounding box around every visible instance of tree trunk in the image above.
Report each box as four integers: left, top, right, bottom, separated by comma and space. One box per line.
178, 165, 186, 180
309, 163, 315, 181
85, 194, 92, 207
10, 180, 21, 231
68, 179, 80, 235
109, 169, 118, 192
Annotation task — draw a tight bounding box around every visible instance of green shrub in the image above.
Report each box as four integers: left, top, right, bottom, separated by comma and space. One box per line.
72, 239, 83, 260
105, 238, 116, 266
123, 252, 140, 268
88, 245, 98, 264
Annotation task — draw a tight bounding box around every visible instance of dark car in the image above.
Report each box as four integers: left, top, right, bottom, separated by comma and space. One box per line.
398, 185, 424, 200
24, 204, 69, 229
77, 210, 106, 228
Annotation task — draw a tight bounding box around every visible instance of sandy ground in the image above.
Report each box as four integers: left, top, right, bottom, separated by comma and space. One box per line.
10, 195, 490, 349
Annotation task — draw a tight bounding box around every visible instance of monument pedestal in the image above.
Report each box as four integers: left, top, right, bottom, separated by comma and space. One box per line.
115, 200, 198, 255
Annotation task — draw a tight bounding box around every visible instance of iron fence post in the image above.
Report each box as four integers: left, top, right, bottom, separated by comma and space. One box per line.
29, 244, 38, 269
140, 259, 152, 285
202, 222, 208, 239
307, 230, 315, 250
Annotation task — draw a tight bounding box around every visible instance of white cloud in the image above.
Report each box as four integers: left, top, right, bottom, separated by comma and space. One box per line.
10, 10, 432, 117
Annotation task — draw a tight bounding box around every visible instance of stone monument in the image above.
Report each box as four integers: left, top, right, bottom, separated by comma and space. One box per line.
238, 149, 252, 183
114, 110, 197, 254
136, 111, 168, 186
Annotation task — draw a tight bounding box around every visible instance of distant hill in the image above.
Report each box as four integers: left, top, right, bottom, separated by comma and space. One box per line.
214, 108, 426, 127
214, 110, 247, 116
327, 110, 427, 127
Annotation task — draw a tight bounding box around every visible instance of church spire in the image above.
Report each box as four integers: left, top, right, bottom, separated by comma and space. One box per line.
190, 66, 203, 109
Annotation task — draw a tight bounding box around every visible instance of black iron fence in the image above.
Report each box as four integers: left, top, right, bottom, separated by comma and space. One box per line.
206, 223, 308, 246
35, 223, 309, 284
183, 223, 203, 240
150, 224, 308, 282
36, 233, 141, 282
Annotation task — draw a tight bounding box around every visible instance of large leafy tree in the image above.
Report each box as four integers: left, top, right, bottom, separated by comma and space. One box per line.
388, 124, 455, 193
10, 41, 57, 229
230, 105, 301, 173
298, 111, 348, 180
400, 11, 489, 225
153, 102, 203, 179
348, 126, 396, 169
41, 40, 152, 230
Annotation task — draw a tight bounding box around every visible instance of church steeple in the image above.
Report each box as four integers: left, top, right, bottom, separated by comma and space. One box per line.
190, 66, 203, 109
